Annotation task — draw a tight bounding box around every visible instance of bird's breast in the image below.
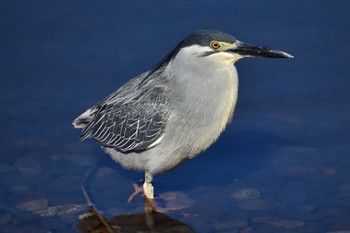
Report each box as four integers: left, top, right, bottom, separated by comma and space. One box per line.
165, 65, 239, 157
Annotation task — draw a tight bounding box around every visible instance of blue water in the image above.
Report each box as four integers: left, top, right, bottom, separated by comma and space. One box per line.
1, 0, 350, 232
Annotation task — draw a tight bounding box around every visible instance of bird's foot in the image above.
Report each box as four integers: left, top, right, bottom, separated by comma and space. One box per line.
127, 182, 143, 204
127, 181, 154, 203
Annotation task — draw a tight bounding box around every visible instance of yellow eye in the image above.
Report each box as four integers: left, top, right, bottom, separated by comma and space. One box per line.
210, 41, 220, 49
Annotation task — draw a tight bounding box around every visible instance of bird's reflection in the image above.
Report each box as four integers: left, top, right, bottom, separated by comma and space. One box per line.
76, 198, 195, 233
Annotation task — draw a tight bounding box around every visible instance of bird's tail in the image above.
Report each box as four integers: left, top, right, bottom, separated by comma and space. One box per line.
72, 108, 96, 129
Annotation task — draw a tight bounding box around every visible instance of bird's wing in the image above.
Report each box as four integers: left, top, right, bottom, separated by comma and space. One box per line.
75, 69, 169, 153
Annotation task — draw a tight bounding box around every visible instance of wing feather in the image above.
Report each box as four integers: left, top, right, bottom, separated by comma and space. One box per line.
75, 68, 169, 153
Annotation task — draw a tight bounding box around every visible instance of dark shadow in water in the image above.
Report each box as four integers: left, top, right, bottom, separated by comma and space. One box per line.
76, 202, 195, 233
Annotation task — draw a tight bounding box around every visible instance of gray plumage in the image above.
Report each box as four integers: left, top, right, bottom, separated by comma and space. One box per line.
76, 67, 169, 153
73, 29, 292, 200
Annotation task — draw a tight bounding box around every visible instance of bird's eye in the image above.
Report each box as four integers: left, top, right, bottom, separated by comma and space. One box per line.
210, 41, 221, 49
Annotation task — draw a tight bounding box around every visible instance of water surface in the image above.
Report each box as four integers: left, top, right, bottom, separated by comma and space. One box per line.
1, 0, 350, 232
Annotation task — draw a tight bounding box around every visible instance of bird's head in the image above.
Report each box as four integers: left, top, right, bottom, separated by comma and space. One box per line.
171, 29, 293, 64
143, 29, 293, 82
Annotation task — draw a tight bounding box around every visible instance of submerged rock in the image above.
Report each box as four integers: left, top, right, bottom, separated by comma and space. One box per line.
14, 156, 42, 174
10, 185, 29, 194
50, 153, 97, 166
34, 204, 86, 217
0, 163, 15, 173
326, 231, 350, 233
238, 199, 278, 211
17, 199, 85, 217
252, 216, 305, 229
15, 138, 48, 150
274, 165, 318, 178
278, 188, 308, 205
212, 219, 248, 231
17, 199, 48, 212
0, 213, 12, 225
231, 188, 260, 202
158, 191, 194, 209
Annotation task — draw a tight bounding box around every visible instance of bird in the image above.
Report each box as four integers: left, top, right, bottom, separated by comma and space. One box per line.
73, 29, 293, 205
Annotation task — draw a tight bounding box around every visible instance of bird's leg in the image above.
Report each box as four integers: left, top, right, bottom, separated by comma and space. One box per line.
143, 172, 154, 199
143, 172, 155, 213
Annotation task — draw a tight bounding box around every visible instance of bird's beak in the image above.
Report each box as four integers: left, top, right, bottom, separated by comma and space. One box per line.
227, 40, 294, 59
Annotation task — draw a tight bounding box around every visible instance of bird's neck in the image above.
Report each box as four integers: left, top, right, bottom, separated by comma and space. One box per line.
166, 55, 239, 132
165, 55, 239, 106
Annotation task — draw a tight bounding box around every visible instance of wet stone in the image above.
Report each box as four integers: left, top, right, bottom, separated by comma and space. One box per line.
35, 176, 81, 196
308, 192, 332, 205
278, 205, 324, 222
17, 199, 48, 212
11, 211, 38, 226
240, 226, 254, 233
252, 216, 305, 229
339, 183, 350, 193
64, 142, 92, 154
212, 219, 248, 231
165, 225, 197, 233
9, 193, 47, 210
14, 156, 42, 174
14, 138, 48, 150
0, 171, 50, 187
89, 168, 131, 194
278, 188, 308, 205
95, 167, 117, 177
251, 225, 300, 233
10, 185, 29, 194
238, 199, 278, 211
192, 202, 228, 220
327, 231, 350, 233
274, 165, 318, 178
303, 222, 324, 232
246, 171, 285, 186
54, 229, 79, 233
60, 213, 81, 224
220, 209, 250, 223
0, 226, 49, 233
321, 216, 350, 230
39, 217, 67, 230
53, 174, 82, 185
192, 185, 234, 207
45, 159, 83, 176
0, 213, 12, 225
190, 221, 213, 233
297, 204, 318, 214
318, 207, 350, 218
101, 189, 133, 205
34, 204, 86, 217
231, 188, 260, 202
213, 230, 239, 233
328, 194, 350, 208
158, 192, 194, 209
48, 193, 84, 207
0, 163, 15, 173
50, 153, 97, 166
